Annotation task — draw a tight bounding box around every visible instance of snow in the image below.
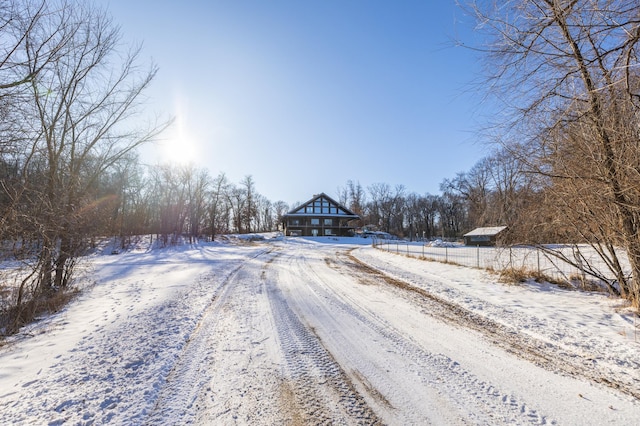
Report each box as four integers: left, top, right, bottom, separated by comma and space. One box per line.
1, 236, 639, 424
463, 226, 508, 236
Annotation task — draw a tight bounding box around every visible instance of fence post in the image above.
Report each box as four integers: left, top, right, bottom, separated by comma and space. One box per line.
445, 246, 448, 263
509, 246, 512, 267
477, 245, 480, 268
537, 248, 540, 275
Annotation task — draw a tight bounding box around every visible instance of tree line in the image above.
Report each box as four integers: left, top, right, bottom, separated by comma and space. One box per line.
334, 146, 537, 242
2, 0, 640, 333
104, 163, 290, 247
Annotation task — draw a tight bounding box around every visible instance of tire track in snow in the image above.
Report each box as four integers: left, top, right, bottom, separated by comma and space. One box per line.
277, 247, 553, 424
147, 248, 275, 423
344, 249, 640, 401
265, 251, 383, 425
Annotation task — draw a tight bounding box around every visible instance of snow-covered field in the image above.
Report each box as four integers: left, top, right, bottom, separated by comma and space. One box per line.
1, 236, 639, 424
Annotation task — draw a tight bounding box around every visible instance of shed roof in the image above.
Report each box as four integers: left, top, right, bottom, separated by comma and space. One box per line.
463, 226, 507, 237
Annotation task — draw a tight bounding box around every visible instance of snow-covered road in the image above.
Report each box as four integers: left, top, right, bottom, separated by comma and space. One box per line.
1, 237, 639, 424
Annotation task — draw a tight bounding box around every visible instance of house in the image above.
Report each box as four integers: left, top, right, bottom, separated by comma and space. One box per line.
463, 226, 507, 246
282, 193, 360, 237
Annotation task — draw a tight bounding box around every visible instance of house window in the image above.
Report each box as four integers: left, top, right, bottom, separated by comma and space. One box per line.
324, 218, 333, 226
310, 218, 320, 225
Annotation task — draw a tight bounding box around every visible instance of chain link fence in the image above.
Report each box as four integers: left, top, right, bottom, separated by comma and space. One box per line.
372, 239, 630, 286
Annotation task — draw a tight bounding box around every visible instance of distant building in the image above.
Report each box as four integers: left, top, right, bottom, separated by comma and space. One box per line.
283, 193, 360, 237
463, 226, 507, 246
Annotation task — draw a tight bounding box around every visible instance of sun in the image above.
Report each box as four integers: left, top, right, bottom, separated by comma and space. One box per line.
161, 135, 196, 165
158, 93, 199, 165
160, 108, 197, 165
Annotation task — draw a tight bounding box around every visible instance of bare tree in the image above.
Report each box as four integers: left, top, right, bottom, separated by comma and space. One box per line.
207, 172, 230, 240
272, 200, 289, 232
465, 0, 640, 305
436, 190, 468, 239
440, 161, 492, 228
0, 0, 72, 244
240, 175, 257, 233
0, 1, 167, 334
338, 180, 366, 227
184, 166, 209, 242
254, 194, 272, 232
19, 1, 166, 291
118, 155, 150, 244
367, 183, 407, 236
405, 193, 440, 241
227, 185, 246, 234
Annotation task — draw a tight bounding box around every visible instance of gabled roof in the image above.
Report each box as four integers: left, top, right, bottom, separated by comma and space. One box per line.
463, 226, 507, 237
284, 193, 359, 219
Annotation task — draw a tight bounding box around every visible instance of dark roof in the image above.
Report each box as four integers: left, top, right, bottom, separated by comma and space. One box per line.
284, 193, 359, 219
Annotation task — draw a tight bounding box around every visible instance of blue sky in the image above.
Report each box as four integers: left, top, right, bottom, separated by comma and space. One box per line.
106, 0, 488, 205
